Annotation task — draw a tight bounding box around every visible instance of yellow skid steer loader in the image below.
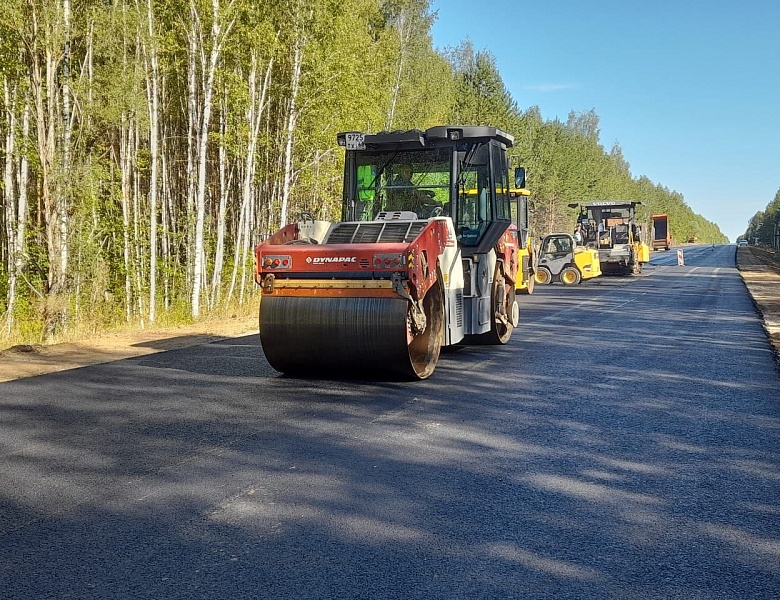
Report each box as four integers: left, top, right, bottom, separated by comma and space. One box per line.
535, 233, 601, 285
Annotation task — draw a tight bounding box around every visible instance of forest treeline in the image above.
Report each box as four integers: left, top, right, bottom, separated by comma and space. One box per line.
0, 0, 727, 346
743, 189, 780, 246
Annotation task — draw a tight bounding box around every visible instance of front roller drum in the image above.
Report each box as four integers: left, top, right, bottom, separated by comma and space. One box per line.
260, 286, 444, 380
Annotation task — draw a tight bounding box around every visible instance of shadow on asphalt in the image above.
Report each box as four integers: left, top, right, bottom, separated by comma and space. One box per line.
1, 246, 778, 599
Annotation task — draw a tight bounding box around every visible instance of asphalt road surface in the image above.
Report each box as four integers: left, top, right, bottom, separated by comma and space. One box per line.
1, 245, 778, 599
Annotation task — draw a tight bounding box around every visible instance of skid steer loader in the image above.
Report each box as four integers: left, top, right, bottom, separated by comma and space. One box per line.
535, 233, 601, 285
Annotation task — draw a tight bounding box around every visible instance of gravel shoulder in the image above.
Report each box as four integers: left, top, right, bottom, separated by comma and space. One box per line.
1, 246, 778, 383
737, 245, 780, 365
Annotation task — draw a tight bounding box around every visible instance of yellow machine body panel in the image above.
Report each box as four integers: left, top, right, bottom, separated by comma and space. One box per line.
635, 241, 651, 264
516, 238, 535, 292
573, 246, 602, 280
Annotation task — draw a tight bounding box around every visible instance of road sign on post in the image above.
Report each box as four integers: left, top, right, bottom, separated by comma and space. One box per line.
677, 248, 684, 266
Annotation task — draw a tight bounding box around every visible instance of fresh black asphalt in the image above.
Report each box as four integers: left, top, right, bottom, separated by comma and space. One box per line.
1, 244, 778, 599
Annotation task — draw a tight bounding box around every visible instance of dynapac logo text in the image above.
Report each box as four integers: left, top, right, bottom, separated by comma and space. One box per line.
307, 256, 357, 264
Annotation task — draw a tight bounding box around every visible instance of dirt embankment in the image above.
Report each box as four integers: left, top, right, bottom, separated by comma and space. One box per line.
1, 247, 778, 383
736, 245, 780, 364
0, 314, 258, 383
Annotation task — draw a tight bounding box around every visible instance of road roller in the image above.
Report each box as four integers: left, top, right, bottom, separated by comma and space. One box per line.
254, 125, 524, 379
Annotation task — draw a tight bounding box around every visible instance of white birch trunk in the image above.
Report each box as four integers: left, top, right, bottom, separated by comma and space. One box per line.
190, 0, 236, 318
228, 51, 273, 303
3, 81, 18, 334
60, 0, 71, 288
238, 183, 257, 304
132, 119, 145, 325
209, 98, 229, 309
140, 0, 161, 323
280, 22, 305, 228
10, 100, 31, 333
185, 14, 198, 297
119, 119, 132, 323
161, 125, 171, 309
190, 1, 214, 318
386, 11, 410, 130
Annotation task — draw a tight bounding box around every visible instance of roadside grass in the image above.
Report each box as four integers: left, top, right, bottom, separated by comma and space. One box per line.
0, 295, 260, 353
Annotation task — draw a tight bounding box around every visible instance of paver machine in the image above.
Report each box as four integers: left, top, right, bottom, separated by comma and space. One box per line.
568, 200, 650, 275
535, 233, 601, 285
254, 126, 524, 379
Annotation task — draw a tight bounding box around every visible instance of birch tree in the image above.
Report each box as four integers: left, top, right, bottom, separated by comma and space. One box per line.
382, 0, 437, 130
276, 1, 309, 229
2, 81, 19, 332
209, 92, 231, 309
2, 83, 31, 335
227, 41, 275, 305
187, 0, 237, 318
137, 0, 162, 323
20, 0, 72, 338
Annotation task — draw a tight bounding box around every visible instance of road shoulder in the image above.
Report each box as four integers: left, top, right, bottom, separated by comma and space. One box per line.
0, 315, 258, 383
736, 246, 780, 366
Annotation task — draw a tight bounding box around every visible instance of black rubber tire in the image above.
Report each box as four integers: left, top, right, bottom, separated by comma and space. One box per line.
535, 267, 552, 285
560, 266, 582, 286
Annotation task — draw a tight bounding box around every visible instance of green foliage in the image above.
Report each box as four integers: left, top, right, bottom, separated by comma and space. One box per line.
448, 42, 517, 128
743, 188, 780, 246
379, 0, 452, 130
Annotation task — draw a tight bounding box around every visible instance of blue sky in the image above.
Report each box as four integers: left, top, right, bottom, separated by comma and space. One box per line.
429, 0, 780, 242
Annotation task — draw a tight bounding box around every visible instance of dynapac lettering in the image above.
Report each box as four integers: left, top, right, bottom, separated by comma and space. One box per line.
312, 256, 357, 264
